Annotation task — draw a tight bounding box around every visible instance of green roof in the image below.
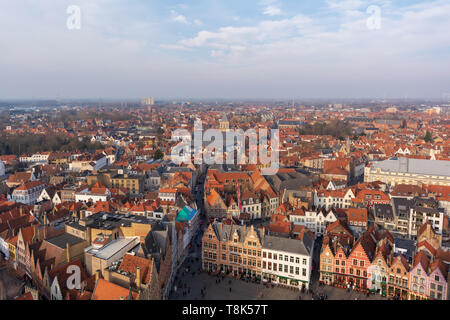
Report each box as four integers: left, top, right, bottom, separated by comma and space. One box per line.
176, 206, 198, 222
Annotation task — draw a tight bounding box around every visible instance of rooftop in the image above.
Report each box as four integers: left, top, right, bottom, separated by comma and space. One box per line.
370, 157, 450, 177
46, 233, 85, 249
86, 237, 140, 260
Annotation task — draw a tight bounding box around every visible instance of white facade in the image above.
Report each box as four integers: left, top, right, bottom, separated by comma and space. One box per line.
409, 208, 444, 237
11, 183, 46, 204
365, 158, 450, 187
158, 190, 176, 202
262, 239, 313, 289
314, 189, 355, 210
75, 188, 110, 203
242, 197, 262, 219
19, 153, 50, 164
289, 209, 337, 236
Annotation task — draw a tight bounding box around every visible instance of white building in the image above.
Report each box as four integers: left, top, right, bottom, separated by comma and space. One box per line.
289, 207, 338, 236
10, 180, 46, 204
409, 204, 445, 237
365, 158, 450, 186
75, 188, 110, 203
262, 234, 314, 289
0, 160, 5, 176
158, 188, 177, 202
314, 188, 355, 210
19, 152, 50, 164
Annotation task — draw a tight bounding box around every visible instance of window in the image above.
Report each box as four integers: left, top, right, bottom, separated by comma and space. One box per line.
430, 283, 436, 290
296, 257, 300, 264
279, 264, 283, 272
303, 259, 307, 265
437, 285, 443, 292
302, 268, 306, 277
284, 265, 288, 273
268, 252, 272, 259
263, 252, 266, 258
290, 266, 294, 274
290, 256, 294, 263
295, 267, 299, 275
435, 275, 440, 282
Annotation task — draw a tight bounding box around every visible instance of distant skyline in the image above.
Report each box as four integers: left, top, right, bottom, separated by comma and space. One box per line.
1, 0, 450, 99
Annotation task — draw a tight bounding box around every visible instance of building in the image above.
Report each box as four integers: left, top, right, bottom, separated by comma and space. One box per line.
141, 97, 155, 106
111, 174, 144, 195
289, 207, 338, 237
84, 236, 140, 276
176, 206, 200, 257
386, 254, 410, 300
11, 180, 46, 204
261, 234, 314, 289
365, 158, 450, 187
314, 188, 356, 210
202, 223, 264, 277
408, 198, 444, 238
0, 160, 5, 176
219, 114, 229, 132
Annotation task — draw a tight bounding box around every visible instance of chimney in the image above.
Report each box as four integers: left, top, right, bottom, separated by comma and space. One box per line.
95, 269, 101, 281
63, 241, 70, 262
136, 267, 141, 289
86, 226, 92, 244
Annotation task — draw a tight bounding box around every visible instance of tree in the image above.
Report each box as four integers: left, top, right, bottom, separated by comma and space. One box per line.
424, 131, 432, 143
154, 149, 164, 160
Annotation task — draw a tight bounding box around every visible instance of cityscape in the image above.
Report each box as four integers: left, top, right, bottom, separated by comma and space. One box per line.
0, 0, 449, 309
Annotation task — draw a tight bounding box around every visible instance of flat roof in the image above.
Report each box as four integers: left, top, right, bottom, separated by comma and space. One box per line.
46, 233, 85, 249
87, 237, 139, 260
370, 158, 450, 177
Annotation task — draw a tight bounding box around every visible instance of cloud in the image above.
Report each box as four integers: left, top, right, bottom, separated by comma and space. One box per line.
263, 5, 282, 16
0, 0, 449, 99
170, 10, 189, 24
260, 0, 283, 16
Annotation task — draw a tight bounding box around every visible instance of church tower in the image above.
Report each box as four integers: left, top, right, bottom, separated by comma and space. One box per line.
219, 114, 229, 132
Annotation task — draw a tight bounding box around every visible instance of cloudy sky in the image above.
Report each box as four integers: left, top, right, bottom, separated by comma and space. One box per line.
1, 0, 449, 100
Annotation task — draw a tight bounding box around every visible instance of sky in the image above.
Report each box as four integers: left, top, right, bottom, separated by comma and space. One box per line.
0, 0, 450, 100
